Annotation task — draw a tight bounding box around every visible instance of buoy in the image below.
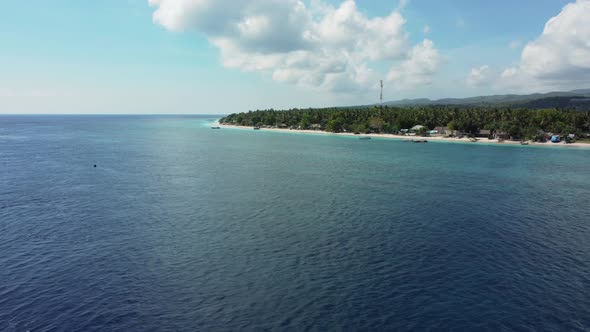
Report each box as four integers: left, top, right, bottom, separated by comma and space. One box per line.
94, 164, 97, 168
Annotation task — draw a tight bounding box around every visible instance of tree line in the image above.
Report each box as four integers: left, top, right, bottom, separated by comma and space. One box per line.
219, 106, 590, 139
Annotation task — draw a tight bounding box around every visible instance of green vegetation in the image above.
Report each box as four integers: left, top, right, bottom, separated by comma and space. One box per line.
220, 106, 590, 140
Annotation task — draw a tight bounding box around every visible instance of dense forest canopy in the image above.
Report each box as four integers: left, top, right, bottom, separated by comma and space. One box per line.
220, 106, 590, 140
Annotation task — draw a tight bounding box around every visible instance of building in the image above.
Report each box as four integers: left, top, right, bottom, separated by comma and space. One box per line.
411, 125, 426, 132
433, 126, 453, 136
476, 129, 492, 138
494, 130, 510, 140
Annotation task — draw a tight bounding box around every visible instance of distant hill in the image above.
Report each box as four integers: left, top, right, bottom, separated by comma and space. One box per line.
382, 89, 590, 110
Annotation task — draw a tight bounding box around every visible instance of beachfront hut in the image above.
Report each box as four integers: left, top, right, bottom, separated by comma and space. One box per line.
411, 125, 425, 132
551, 135, 561, 143
399, 129, 409, 135
476, 129, 492, 138
494, 130, 510, 140
309, 124, 322, 131
433, 127, 445, 135
433, 126, 453, 136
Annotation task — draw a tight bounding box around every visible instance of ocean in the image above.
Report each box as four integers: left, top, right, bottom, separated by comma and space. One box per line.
1, 115, 589, 331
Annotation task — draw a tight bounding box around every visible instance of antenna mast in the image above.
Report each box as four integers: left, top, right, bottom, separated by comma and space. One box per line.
380, 80, 383, 105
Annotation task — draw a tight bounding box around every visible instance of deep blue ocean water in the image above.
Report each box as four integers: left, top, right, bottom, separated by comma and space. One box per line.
1, 115, 590, 331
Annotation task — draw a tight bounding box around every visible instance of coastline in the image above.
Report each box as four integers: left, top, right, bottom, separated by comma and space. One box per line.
218, 123, 590, 149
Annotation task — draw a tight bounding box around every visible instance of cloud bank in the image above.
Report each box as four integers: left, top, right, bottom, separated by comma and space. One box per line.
149, 0, 441, 93
468, 0, 590, 92
466, 65, 493, 87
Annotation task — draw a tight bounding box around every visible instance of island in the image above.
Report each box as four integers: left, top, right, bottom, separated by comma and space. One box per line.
219, 106, 590, 147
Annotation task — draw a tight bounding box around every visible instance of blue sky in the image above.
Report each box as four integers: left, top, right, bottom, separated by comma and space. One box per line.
1, 0, 587, 114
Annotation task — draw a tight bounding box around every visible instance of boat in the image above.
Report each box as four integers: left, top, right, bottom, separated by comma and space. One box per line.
253, 126, 260, 130
520, 141, 529, 145
412, 139, 428, 143
211, 126, 221, 129
469, 138, 478, 142
359, 137, 372, 140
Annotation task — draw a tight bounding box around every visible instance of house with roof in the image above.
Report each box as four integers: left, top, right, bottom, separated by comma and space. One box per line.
493, 130, 510, 140
433, 126, 453, 136
411, 125, 426, 132
476, 129, 492, 138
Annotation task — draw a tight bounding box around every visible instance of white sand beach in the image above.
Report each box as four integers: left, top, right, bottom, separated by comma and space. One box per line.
219, 124, 590, 149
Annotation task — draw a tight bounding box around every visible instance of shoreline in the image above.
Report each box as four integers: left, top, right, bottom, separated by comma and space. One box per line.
218, 124, 590, 149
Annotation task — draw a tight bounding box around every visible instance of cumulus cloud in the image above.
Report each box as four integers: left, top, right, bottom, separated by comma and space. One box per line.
387, 39, 442, 88
149, 0, 441, 93
519, 0, 590, 80
463, 0, 590, 92
501, 67, 518, 79
150, 0, 313, 53
467, 65, 494, 87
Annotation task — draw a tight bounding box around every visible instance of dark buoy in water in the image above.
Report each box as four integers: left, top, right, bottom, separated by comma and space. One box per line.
93, 164, 97, 168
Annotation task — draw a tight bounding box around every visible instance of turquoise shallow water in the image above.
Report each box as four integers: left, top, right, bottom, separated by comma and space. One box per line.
1, 115, 590, 331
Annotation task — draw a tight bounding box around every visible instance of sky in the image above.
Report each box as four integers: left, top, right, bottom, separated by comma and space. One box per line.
1, 0, 589, 114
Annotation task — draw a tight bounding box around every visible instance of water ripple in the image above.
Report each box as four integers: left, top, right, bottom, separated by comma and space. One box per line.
0, 115, 589, 331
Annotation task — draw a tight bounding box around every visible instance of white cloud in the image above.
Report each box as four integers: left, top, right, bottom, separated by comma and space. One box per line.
467, 65, 494, 87
519, 0, 590, 81
423, 25, 431, 34
463, 0, 590, 93
149, 0, 313, 53
387, 39, 442, 88
501, 67, 518, 79
149, 0, 441, 93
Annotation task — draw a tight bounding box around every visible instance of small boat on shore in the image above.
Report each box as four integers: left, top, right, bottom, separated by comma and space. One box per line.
520, 141, 529, 145
253, 126, 260, 130
211, 126, 221, 129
